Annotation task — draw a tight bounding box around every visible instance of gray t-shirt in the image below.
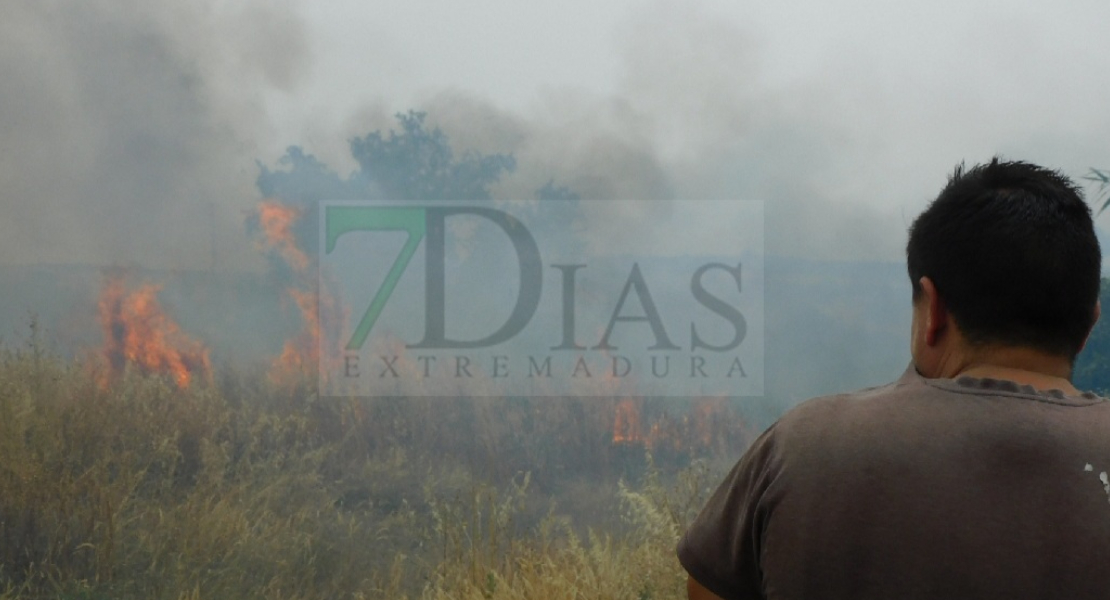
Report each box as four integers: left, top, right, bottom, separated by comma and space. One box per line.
678, 364, 1110, 599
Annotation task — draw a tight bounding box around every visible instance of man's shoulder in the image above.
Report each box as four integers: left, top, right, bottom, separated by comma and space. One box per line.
774, 367, 926, 432
781, 363, 1108, 422
769, 364, 1110, 461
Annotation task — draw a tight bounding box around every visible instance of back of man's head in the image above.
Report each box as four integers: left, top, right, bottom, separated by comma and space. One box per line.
906, 158, 1102, 360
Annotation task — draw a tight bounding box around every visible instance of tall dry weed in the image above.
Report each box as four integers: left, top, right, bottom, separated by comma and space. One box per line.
0, 332, 731, 599
416, 456, 714, 600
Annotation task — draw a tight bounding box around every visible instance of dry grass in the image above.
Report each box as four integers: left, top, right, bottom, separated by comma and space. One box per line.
417, 463, 714, 600
0, 339, 720, 600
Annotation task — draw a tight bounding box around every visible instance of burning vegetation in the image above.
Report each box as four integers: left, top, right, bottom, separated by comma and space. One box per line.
612, 398, 643, 444
86, 114, 752, 461
610, 396, 740, 453
96, 271, 210, 389
256, 200, 309, 273
253, 199, 346, 387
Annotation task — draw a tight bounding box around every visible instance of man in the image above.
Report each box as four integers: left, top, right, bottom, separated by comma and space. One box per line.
678, 159, 1110, 599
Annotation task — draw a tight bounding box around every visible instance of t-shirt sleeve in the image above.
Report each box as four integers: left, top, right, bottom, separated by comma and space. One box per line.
677, 424, 781, 600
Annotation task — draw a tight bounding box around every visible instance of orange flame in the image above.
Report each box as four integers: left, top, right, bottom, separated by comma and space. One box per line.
97, 273, 210, 389
269, 286, 345, 388
254, 199, 346, 387
612, 398, 643, 445
610, 396, 739, 454
257, 200, 309, 272
271, 288, 318, 385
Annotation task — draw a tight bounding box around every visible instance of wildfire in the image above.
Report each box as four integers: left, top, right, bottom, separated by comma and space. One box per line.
257, 200, 309, 273
272, 288, 318, 384
612, 398, 643, 444
610, 397, 738, 454
97, 273, 210, 389
270, 285, 345, 388
253, 199, 345, 386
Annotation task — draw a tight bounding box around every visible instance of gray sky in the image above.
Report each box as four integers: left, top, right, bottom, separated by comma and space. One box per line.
5, 0, 1110, 269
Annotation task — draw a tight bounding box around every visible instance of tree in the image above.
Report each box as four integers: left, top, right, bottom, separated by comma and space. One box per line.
258, 111, 521, 206
1084, 168, 1110, 216
253, 111, 547, 269
348, 111, 515, 201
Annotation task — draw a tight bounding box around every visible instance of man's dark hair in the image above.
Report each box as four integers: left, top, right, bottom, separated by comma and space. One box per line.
906, 158, 1102, 360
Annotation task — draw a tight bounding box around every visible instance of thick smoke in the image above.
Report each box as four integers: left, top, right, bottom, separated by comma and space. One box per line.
0, 0, 308, 270
7, 0, 1109, 270
6, 0, 1110, 402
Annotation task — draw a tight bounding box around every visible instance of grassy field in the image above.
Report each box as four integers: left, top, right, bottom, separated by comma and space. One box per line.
0, 337, 735, 599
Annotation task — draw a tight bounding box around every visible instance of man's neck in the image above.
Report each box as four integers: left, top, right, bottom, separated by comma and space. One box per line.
947, 346, 1078, 395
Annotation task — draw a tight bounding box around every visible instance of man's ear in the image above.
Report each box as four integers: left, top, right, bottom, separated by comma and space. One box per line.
918, 276, 948, 347
1079, 300, 1101, 354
